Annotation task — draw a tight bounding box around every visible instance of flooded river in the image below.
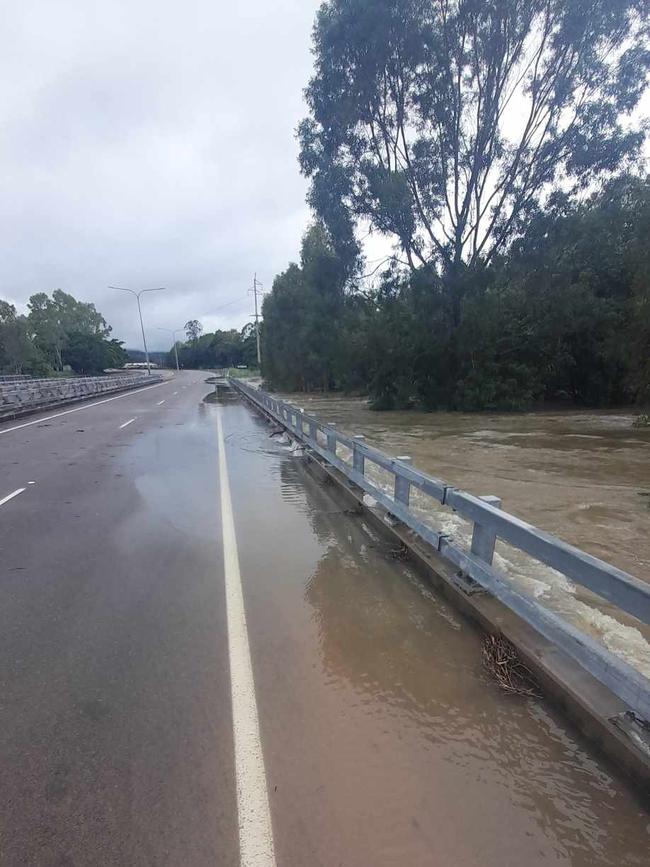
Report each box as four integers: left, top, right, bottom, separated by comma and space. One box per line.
220, 394, 650, 865
279, 393, 650, 678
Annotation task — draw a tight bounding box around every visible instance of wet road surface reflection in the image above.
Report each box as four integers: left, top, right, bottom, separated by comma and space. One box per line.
215, 392, 650, 867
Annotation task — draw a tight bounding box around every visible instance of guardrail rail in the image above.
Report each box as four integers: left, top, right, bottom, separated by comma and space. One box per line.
0, 373, 162, 419
229, 378, 650, 721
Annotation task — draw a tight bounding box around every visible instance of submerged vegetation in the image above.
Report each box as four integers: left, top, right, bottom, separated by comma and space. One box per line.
263, 176, 650, 411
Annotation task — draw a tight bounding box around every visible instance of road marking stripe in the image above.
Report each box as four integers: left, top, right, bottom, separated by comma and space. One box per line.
0, 487, 26, 507
157, 399, 166, 405
216, 407, 276, 867
0, 382, 166, 436
173, 391, 178, 395
119, 417, 136, 429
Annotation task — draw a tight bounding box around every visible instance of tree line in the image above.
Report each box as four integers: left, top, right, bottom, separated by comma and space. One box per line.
261, 0, 650, 411
264, 176, 649, 409
0, 290, 127, 376
166, 321, 258, 370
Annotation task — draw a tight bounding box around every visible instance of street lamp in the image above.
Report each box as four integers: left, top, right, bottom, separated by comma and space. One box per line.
157, 326, 183, 371
109, 286, 165, 374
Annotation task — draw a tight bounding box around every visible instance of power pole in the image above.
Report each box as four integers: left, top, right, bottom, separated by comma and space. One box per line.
249, 273, 263, 368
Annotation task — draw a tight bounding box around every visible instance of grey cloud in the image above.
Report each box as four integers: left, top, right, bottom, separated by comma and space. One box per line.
0, 0, 319, 350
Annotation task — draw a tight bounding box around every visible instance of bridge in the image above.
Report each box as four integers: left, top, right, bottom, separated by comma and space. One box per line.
1, 370, 648, 865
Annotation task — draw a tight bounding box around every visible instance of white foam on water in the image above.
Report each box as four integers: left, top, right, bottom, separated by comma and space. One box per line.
359, 441, 650, 679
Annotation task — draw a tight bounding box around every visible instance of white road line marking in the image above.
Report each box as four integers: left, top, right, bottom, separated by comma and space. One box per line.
0, 487, 26, 507
157, 399, 166, 405
119, 417, 136, 429
216, 407, 276, 867
0, 382, 166, 436
173, 391, 178, 395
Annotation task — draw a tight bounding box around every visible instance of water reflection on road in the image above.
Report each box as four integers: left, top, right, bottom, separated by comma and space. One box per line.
304, 541, 646, 865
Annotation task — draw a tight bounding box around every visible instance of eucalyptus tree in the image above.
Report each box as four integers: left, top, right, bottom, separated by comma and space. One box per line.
299, 0, 649, 321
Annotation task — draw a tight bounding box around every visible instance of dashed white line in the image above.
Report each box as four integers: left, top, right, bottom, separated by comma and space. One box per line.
157, 399, 166, 405
216, 407, 276, 867
0, 381, 167, 436
119, 417, 136, 429
173, 391, 178, 395
0, 487, 26, 507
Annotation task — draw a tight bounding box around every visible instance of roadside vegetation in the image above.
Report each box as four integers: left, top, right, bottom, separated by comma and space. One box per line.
262, 0, 650, 411
166, 321, 258, 371
0, 289, 127, 376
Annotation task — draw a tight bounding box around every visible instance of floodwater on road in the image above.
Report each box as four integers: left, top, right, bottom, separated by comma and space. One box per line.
220, 394, 650, 865
278, 393, 650, 678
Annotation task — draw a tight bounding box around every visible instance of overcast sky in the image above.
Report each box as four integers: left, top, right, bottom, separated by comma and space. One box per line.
0, 0, 321, 350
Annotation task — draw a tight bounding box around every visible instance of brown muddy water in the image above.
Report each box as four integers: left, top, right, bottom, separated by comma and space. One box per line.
218, 394, 650, 865
278, 393, 650, 679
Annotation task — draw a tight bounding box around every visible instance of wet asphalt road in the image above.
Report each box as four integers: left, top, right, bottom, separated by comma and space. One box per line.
0, 371, 649, 866
0, 374, 237, 865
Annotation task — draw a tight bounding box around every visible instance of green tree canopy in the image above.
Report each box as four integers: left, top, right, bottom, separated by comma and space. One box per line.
1, 289, 124, 376
28, 289, 111, 371
299, 0, 649, 320
62, 333, 127, 375
262, 223, 348, 390
168, 324, 258, 370
262, 174, 650, 410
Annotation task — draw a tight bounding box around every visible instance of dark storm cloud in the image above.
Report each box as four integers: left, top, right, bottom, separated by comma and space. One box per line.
0, 0, 319, 349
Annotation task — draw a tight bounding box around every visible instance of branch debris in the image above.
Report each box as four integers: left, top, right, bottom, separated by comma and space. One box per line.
482, 634, 540, 697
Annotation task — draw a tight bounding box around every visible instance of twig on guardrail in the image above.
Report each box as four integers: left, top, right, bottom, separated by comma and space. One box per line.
482, 634, 540, 697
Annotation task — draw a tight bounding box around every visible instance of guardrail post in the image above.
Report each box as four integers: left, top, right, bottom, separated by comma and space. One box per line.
470, 495, 502, 565
352, 435, 365, 475
308, 415, 318, 440
394, 456, 412, 506
326, 423, 337, 454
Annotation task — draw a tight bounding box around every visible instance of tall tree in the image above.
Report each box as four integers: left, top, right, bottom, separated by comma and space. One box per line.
262, 223, 348, 390
0, 301, 47, 374
28, 289, 110, 370
299, 0, 649, 320
184, 319, 203, 344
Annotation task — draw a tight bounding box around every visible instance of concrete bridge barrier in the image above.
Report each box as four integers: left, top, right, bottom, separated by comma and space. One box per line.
0, 372, 163, 421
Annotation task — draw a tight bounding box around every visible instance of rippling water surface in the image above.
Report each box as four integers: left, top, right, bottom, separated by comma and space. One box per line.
279, 393, 650, 676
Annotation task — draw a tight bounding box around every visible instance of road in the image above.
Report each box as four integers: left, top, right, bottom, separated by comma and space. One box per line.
0, 370, 648, 866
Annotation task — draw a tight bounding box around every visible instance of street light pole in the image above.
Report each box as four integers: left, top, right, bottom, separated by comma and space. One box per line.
157, 327, 183, 371
109, 286, 165, 374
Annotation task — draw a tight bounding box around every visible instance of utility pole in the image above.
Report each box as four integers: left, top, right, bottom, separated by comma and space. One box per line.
249, 273, 263, 368
110, 286, 165, 374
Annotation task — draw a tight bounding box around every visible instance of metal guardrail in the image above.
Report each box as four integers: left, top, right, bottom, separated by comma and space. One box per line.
0, 373, 162, 417
230, 378, 650, 720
